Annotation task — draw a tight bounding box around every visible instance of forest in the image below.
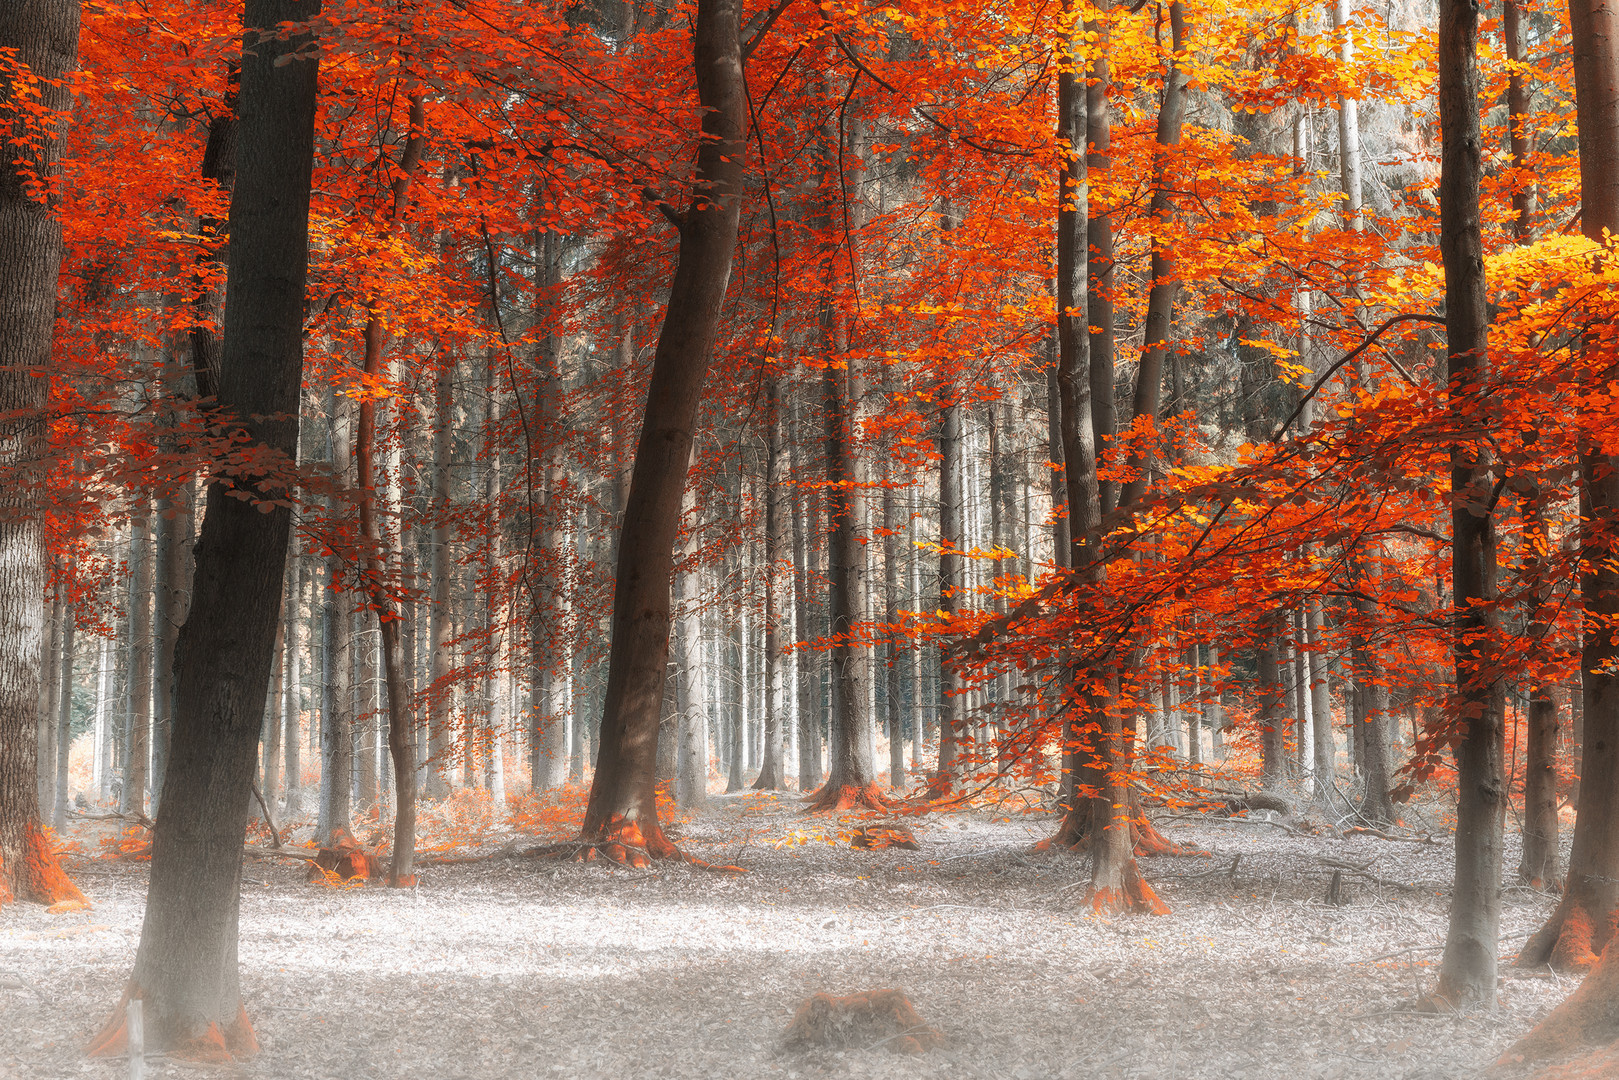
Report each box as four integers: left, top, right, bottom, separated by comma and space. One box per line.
2, 0, 1619, 1075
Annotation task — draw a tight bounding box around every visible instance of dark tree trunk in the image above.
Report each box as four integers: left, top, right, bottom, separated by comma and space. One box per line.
934, 397, 964, 786
793, 441, 822, 790
89, 0, 319, 1055
1518, 0, 1619, 975
1117, 0, 1186, 509
1431, 0, 1504, 1010
579, 0, 743, 864
0, 0, 84, 912
1085, 1, 1117, 517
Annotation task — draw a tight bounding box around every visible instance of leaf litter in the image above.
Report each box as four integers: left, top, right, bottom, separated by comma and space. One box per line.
0, 791, 1573, 1079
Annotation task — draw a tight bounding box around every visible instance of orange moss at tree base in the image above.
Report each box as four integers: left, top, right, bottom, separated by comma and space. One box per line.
1031, 807, 1202, 860
1519, 896, 1617, 972
87, 983, 259, 1062
782, 990, 943, 1053
555, 815, 746, 873
305, 827, 373, 884
0, 822, 89, 908
1088, 861, 1171, 916
1493, 939, 1619, 1077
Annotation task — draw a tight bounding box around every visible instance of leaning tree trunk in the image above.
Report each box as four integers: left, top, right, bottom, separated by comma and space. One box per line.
578, 0, 743, 864
1517, 0, 1619, 976
88, 0, 319, 1056
0, 0, 85, 912
1430, 0, 1505, 1011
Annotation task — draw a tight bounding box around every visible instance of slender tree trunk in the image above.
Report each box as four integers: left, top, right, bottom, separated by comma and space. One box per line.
283, 534, 302, 817
1258, 639, 1286, 790
38, 578, 60, 824
89, 1, 317, 1051
54, 602, 73, 832
934, 397, 964, 787
1086, 1, 1117, 517
426, 344, 454, 800
753, 379, 787, 789
1431, 0, 1504, 1008
578, 0, 743, 863
319, 396, 354, 844
0, 0, 84, 911
792, 415, 822, 790
1117, 0, 1186, 509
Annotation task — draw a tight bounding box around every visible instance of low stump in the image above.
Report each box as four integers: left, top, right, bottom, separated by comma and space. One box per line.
783, 989, 942, 1054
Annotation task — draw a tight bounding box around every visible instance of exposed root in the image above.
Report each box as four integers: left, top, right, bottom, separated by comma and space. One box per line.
1499, 938, 1619, 1071
88, 983, 259, 1062
559, 815, 749, 874
783, 989, 943, 1053
1518, 897, 1614, 972
1086, 859, 1171, 916
1131, 815, 1205, 858
0, 822, 89, 908
802, 782, 898, 814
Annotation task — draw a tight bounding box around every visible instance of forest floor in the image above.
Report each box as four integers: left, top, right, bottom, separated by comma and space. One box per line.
0, 788, 1576, 1080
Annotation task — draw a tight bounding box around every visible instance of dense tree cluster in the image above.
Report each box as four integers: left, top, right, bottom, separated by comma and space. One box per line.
2, 0, 1619, 1069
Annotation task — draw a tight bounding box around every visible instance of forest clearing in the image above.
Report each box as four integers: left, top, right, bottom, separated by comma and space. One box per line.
0, 790, 1579, 1080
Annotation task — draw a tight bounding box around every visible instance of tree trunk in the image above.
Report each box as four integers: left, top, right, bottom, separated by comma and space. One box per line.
88, 0, 318, 1052
426, 341, 454, 800
1258, 639, 1286, 790
319, 398, 354, 844
934, 396, 964, 787
53, 599, 73, 832
1430, 0, 1504, 1010
793, 418, 822, 790
578, 0, 743, 864
0, 0, 83, 912
283, 533, 303, 817
1086, 0, 1118, 517
1117, 0, 1186, 510
752, 378, 786, 790
1518, 0, 1619, 975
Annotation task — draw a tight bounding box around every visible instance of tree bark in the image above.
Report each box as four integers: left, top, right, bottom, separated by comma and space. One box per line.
1431, 0, 1504, 1010
753, 378, 787, 790
1517, 0, 1619, 974
89, 0, 318, 1053
578, 0, 743, 864
0, 0, 83, 911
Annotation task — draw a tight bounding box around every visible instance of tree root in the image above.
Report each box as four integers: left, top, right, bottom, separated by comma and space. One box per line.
1496, 938, 1619, 1074
1086, 859, 1171, 916
529, 816, 749, 874
87, 982, 259, 1062
1030, 808, 1202, 859
802, 782, 899, 814
1518, 896, 1612, 972
0, 822, 89, 910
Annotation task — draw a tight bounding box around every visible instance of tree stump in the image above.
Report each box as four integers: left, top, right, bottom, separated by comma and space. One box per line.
305, 827, 372, 883
783, 990, 942, 1053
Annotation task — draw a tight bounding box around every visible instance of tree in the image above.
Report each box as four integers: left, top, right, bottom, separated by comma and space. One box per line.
0, 0, 87, 912
88, 0, 320, 1055
576, 0, 744, 865
1517, 0, 1619, 975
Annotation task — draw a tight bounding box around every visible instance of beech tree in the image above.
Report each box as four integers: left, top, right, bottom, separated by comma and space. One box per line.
88, 0, 321, 1055
0, 0, 86, 911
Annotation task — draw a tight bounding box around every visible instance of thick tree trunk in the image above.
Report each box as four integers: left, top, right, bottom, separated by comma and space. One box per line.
1086, 1, 1117, 517
88, 0, 318, 1054
1258, 639, 1286, 790
1518, 0, 1619, 974
1430, 0, 1505, 1010
0, 0, 83, 912
578, 0, 743, 864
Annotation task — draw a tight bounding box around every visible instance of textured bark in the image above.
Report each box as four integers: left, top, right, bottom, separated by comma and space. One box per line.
674, 492, 707, 808
1519, 0, 1619, 975
579, 0, 743, 863
89, 0, 318, 1054
934, 397, 965, 787
1503, 0, 1536, 243
1332, 0, 1363, 231
1117, 0, 1186, 510
0, 0, 82, 911
1431, 0, 1504, 1010
1085, 0, 1117, 517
